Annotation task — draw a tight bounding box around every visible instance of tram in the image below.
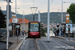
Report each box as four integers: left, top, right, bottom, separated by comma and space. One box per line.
28, 21, 41, 38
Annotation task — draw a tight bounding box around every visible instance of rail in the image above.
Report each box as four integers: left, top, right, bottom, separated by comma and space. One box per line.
34, 38, 40, 50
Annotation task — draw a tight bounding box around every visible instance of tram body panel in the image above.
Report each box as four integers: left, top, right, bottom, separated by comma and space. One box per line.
30, 32, 40, 35
28, 21, 41, 38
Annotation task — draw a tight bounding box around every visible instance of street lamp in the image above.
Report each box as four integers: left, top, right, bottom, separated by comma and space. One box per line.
30, 7, 38, 21
61, 0, 75, 23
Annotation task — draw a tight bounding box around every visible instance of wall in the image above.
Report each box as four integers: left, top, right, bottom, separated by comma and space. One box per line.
20, 23, 28, 32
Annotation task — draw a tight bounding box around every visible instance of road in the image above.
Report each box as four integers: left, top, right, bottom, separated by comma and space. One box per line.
19, 38, 35, 50
19, 37, 75, 50
0, 41, 12, 50
0, 42, 6, 50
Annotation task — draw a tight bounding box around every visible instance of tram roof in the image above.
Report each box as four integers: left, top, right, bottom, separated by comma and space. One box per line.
29, 21, 40, 23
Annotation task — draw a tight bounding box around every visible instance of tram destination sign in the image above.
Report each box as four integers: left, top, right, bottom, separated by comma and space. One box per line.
30, 23, 38, 24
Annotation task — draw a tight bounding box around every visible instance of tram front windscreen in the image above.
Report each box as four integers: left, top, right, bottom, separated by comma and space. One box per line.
30, 23, 39, 32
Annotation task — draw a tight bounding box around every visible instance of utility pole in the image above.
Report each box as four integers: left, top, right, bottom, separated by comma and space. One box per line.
23, 11, 25, 31
47, 0, 50, 41
38, 11, 40, 22
6, 0, 9, 49
13, 0, 17, 38
15, 0, 17, 14
61, 0, 63, 23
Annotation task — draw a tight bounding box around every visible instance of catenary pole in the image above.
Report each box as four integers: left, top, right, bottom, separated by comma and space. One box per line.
6, 0, 9, 49
47, 0, 50, 41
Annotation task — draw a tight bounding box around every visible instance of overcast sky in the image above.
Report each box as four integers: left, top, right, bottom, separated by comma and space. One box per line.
0, 0, 75, 15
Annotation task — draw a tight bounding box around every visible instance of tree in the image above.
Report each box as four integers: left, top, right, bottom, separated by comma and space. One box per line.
40, 23, 47, 36
67, 4, 75, 24
0, 8, 6, 28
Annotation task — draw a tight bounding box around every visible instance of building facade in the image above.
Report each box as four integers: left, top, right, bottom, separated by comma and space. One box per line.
9, 18, 29, 36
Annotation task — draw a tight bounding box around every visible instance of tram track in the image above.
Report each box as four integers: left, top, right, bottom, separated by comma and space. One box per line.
34, 38, 40, 50
34, 38, 38, 50
21, 38, 40, 50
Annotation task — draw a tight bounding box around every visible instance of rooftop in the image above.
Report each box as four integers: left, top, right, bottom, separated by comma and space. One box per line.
10, 18, 30, 23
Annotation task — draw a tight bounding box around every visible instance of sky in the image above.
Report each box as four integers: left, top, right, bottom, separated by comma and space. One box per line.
0, 0, 75, 15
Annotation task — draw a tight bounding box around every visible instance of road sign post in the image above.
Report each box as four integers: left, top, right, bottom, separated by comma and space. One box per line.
12, 13, 17, 38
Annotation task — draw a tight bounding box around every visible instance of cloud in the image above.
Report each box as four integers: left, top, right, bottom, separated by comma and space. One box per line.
25, 2, 33, 5
0, 2, 7, 10
0, 0, 75, 15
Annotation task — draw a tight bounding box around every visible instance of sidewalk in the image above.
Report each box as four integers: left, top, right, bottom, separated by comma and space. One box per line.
45, 31, 55, 36
2, 36, 26, 50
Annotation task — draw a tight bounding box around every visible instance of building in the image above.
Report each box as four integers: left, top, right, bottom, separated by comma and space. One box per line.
10, 18, 29, 32
9, 18, 29, 36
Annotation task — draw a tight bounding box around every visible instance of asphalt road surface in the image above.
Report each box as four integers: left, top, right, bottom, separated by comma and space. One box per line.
0, 41, 7, 50
0, 41, 12, 50
19, 37, 75, 50
19, 38, 35, 50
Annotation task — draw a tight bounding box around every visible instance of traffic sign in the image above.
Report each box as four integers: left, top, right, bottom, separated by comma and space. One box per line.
12, 18, 18, 23
12, 13, 16, 18
66, 13, 69, 23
